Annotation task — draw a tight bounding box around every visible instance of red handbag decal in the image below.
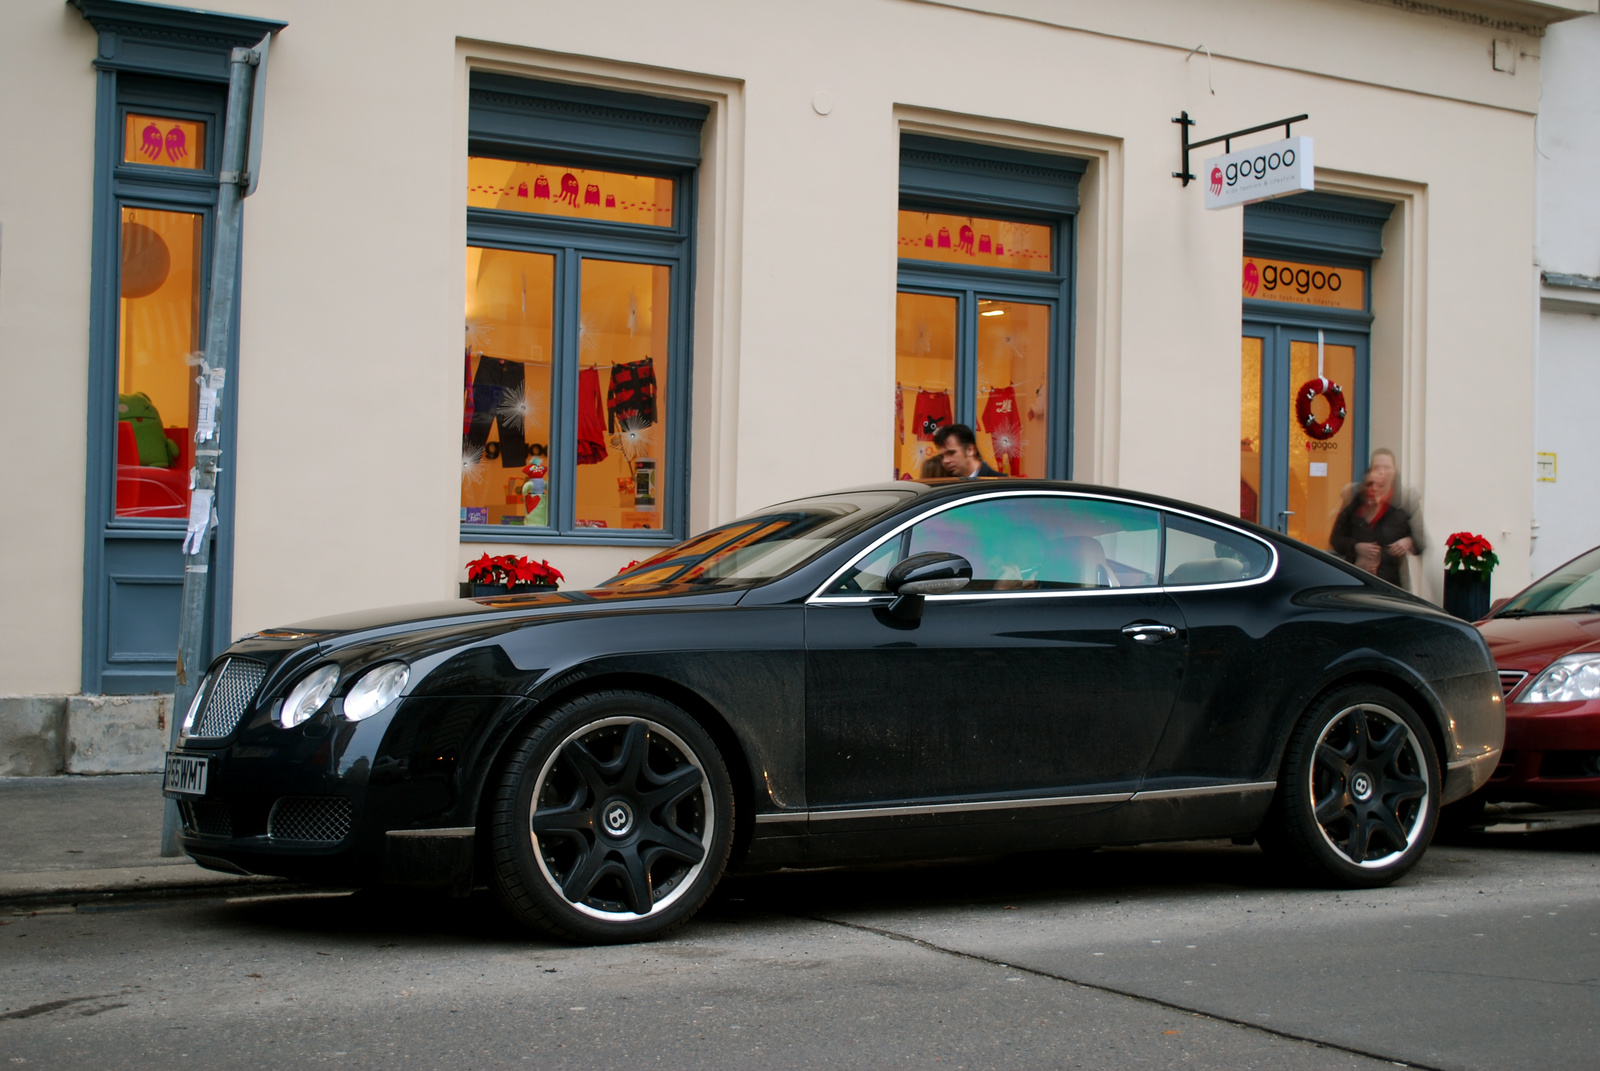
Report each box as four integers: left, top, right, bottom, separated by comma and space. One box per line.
534, 175, 550, 199
584, 184, 601, 205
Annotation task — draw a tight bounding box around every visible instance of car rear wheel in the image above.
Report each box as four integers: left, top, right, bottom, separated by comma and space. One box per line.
489, 690, 734, 943
1260, 684, 1439, 887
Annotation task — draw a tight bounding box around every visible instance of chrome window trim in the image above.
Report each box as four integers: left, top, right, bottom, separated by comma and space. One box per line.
750, 781, 1278, 824
806, 488, 1279, 605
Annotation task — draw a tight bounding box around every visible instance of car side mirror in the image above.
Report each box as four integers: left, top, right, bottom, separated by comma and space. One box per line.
883, 552, 972, 623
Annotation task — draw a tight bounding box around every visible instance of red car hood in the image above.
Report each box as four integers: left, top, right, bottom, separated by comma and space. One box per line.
1477, 613, 1600, 674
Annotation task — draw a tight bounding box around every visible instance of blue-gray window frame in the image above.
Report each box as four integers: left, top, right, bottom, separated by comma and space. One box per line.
1241, 192, 1392, 535
464, 76, 703, 546
897, 136, 1084, 479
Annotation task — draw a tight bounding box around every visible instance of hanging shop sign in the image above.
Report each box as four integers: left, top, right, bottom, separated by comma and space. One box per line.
1204, 136, 1314, 210
1241, 256, 1364, 311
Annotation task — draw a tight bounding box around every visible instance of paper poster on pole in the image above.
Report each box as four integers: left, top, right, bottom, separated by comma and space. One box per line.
1204, 136, 1314, 210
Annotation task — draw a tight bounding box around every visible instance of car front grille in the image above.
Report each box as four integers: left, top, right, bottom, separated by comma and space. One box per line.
1498, 670, 1528, 699
267, 796, 353, 842
179, 801, 233, 838
190, 657, 268, 739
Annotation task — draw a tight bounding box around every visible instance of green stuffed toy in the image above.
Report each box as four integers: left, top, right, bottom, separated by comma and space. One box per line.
117, 392, 180, 468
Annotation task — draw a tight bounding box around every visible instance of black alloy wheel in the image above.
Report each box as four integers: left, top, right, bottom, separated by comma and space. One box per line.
490, 690, 734, 943
1260, 684, 1439, 887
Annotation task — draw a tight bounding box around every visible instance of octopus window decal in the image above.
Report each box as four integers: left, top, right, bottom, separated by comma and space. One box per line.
123, 114, 204, 170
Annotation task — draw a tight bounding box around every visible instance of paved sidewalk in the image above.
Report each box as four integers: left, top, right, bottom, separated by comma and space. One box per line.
0, 774, 280, 902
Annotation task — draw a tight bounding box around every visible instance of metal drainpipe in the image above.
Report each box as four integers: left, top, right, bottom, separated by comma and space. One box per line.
160, 46, 259, 857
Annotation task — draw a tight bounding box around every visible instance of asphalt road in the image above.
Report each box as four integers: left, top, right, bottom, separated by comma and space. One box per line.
2, 824, 1596, 1070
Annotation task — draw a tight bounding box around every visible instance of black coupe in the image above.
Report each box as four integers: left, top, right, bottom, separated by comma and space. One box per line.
165, 480, 1503, 942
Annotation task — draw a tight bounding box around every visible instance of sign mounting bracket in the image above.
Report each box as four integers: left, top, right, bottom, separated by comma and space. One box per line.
1172, 111, 1309, 185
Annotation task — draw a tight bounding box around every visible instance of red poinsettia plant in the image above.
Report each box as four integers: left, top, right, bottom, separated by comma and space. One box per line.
466, 553, 564, 589
1444, 532, 1498, 578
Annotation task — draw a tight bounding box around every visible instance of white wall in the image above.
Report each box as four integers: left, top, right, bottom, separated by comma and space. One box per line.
1533, 15, 1600, 575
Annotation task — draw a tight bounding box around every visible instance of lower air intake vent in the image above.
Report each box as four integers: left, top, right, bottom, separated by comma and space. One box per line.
191, 657, 268, 739
180, 801, 233, 838
1498, 670, 1528, 698
268, 796, 353, 842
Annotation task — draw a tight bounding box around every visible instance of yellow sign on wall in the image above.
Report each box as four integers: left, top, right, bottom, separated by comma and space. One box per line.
1242, 257, 1365, 310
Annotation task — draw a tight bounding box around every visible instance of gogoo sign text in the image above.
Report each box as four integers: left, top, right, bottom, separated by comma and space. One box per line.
1203, 136, 1314, 210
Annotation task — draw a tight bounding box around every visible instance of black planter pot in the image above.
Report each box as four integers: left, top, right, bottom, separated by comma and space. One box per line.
1443, 570, 1492, 622
462, 581, 557, 598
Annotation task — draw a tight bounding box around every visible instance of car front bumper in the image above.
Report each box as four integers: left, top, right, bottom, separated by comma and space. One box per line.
1480, 700, 1600, 804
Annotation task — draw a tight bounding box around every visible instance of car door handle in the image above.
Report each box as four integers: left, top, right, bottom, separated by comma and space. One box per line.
1122, 623, 1178, 643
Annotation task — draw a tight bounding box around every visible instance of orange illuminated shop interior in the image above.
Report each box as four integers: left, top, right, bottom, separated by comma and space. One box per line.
115, 206, 201, 518
895, 210, 1051, 478
463, 250, 670, 532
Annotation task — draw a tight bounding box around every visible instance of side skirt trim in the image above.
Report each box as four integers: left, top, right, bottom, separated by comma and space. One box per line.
751, 781, 1279, 825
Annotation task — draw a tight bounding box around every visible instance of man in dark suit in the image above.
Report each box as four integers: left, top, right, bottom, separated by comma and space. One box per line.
934, 424, 1003, 479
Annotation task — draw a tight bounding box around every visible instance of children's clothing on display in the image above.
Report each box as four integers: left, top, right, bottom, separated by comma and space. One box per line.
607, 357, 658, 432
981, 385, 1023, 476
577, 366, 609, 465
911, 389, 952, 441
895, 385, 905, 445
464, 356, 529, 468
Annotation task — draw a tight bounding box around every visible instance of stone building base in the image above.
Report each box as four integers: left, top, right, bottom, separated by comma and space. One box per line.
0, 695, 172, 776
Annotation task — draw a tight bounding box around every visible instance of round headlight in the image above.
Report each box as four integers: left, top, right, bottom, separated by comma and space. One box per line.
1525, 654, 1600, 702
179, 673, 211, 739
342, 662, 410, 722
277, 664, 340, 728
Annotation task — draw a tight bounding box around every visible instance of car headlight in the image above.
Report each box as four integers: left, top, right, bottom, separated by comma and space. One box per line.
1523, 654, 1600, 702
342, 662, 409, 721
178, 673, 212, 739
277, 665, 340, 728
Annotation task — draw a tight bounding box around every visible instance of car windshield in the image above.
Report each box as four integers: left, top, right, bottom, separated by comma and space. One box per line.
1497, 546, 1600, 616
602, 490, 916, 589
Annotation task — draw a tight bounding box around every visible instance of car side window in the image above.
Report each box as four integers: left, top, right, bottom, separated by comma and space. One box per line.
1162, 513, 1272, 586
828, 496, 1161, 594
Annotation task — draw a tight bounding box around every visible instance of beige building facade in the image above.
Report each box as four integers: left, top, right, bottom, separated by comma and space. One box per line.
0, 0, 1590, 764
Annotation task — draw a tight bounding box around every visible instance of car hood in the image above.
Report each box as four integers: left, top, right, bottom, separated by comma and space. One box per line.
1477, 612, 1600, 674
242, 583, 750, 650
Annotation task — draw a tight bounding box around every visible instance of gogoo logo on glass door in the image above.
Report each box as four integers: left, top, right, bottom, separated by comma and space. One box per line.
1241, 257, 1365, 311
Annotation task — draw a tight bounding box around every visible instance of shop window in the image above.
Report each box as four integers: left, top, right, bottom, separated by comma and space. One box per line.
464, 75, 704, 543
895, 136, 1083, 480
115, 206, 203, 517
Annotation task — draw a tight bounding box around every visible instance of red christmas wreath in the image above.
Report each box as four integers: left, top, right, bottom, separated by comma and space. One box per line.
1295, 377, 1346, 440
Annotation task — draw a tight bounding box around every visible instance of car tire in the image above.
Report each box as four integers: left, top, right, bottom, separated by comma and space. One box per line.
488, 690, 735, 944
1259, 684, 1440, 888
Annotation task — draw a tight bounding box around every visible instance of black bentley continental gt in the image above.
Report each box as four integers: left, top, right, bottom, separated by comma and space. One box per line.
165, 480, 1503, 942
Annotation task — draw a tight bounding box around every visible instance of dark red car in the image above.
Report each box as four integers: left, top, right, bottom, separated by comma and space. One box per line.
1475, 545, 1600, 806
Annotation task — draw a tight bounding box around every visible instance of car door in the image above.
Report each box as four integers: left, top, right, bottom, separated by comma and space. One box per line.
803, 492, 1189, 815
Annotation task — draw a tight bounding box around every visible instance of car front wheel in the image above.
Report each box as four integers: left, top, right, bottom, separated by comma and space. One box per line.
489, 690, 734, 943
1260, 684, 1439, 888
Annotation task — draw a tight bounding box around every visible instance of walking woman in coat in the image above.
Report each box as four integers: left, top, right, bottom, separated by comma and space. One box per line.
1330, 448, 1422, 586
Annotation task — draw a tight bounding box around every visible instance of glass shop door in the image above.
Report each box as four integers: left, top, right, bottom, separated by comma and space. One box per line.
1241, 322, 1367, 550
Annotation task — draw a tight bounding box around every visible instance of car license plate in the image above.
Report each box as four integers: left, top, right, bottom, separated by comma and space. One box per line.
163, 753, 208, 797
